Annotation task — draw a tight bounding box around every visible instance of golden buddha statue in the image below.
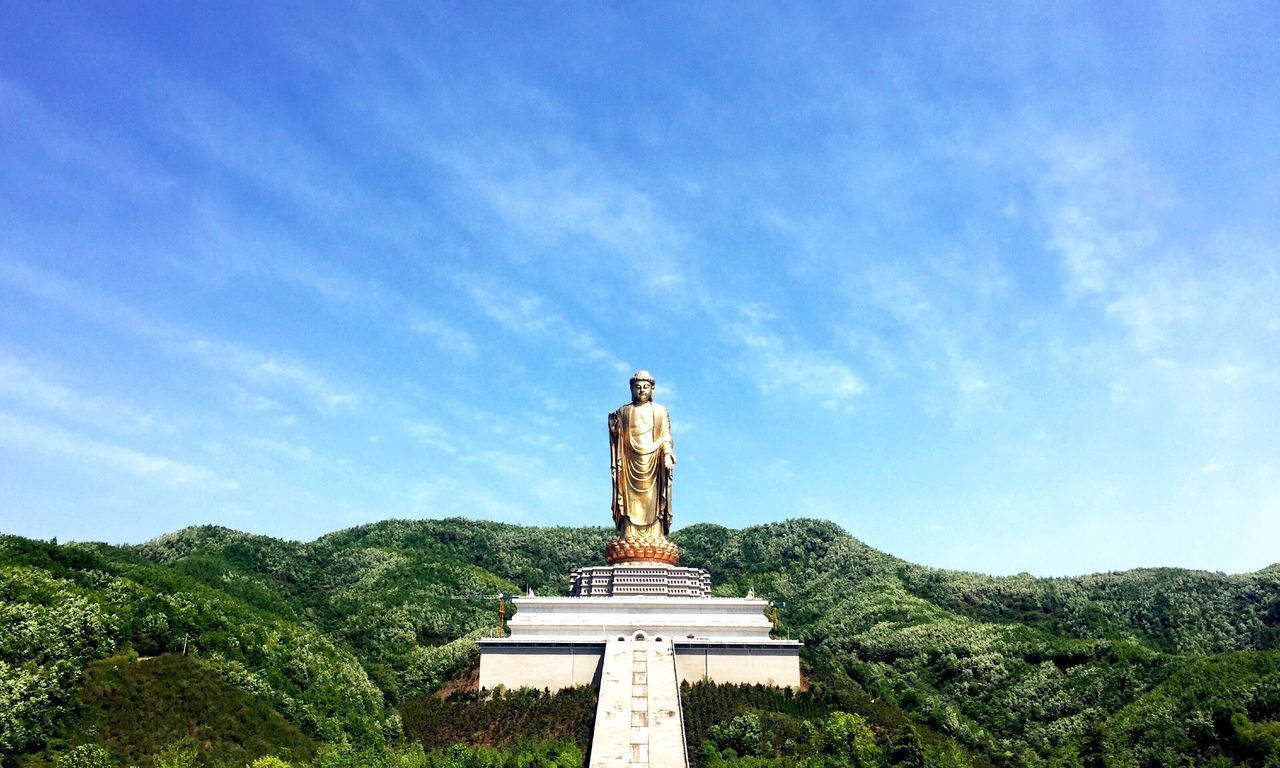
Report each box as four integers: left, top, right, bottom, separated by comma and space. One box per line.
606, 370, 680, 565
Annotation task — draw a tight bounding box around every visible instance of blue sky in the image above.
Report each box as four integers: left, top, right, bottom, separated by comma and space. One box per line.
2, 3, 1278, 576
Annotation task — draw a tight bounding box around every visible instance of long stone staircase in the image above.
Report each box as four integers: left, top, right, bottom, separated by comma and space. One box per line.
589, 634, 688, 768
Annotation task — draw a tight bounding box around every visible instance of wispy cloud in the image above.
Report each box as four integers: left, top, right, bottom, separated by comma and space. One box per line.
187, 205, 479, 361
407, 315, 478, 360
182, 336, 357, 412
1035, 130, 1171, 299
0, 260, 358, 413
396, 430, 594, 523
0, 353, 171, 435
0, 411, 236, 490
0, 77, 170, 199
400, 419, 459, 455
725, 303, 864, 410
456, 447, 590, 508
459, 274, 629, 373
1029, 126, 1280, 372
229, 388, 295, 425
160, 80, 347, 215
243, 437, 318, 464
752, 188, 1017, 420
182, 206, 389, 305
431, 138, 690, 293
847, 257, 1014, 420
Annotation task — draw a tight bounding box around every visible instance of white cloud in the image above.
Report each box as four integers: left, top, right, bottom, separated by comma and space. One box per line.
464, 278, 554, 334
0, 411, 236, 490
400, 445, 594, 523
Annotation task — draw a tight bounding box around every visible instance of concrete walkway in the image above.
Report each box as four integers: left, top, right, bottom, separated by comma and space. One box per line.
589, 634, 688, 768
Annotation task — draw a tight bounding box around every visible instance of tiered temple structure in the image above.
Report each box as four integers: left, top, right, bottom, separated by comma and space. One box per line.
569, 564, 711, 597
476, 371, 800, 766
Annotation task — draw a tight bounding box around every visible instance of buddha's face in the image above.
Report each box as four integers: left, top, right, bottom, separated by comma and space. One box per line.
631, 379, 653, 404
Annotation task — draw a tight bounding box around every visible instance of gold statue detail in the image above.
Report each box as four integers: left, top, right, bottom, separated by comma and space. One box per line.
606, 370, 680, 565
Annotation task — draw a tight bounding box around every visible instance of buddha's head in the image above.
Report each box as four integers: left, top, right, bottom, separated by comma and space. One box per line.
629, 370, 655, 404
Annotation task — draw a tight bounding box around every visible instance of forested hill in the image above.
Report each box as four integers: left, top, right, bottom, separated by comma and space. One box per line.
3, 518, 1280, 767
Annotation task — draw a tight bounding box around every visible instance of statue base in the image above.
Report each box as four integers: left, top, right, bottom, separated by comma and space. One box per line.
604, 537, 680, 565
570, 563, 711, 597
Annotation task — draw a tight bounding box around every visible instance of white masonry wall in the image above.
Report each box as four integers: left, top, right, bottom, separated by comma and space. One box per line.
673, 644, 802, 688
478, 642, 604, 691
500, 595, 779, 641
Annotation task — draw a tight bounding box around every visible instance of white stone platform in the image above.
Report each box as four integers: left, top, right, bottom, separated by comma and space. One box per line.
478, 595, 801, 691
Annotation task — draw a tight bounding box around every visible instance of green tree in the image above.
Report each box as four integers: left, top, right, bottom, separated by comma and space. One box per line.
709, 712, 767, 758
926, 743, 972, 768
153, 738, 199, 768
823, 712, 881, 768
886, 724, 924, 768
54, 744, 114, 768
1078, 718, 1110, 768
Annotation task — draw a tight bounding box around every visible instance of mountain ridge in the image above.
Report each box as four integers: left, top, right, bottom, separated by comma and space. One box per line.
4, 517, 1279, 767
134, 517, 1280, 581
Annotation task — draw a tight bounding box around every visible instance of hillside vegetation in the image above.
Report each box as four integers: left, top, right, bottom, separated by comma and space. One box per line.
2, 518, 1279, 767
